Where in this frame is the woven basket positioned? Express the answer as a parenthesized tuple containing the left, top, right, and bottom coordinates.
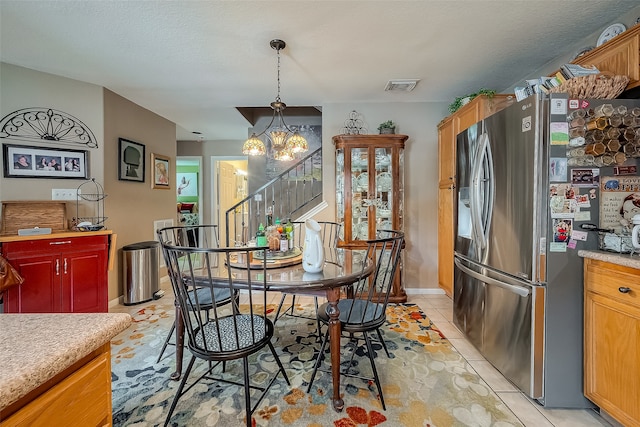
(549, 73, 629, 99)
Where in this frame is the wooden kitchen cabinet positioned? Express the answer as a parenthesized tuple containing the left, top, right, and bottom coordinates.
(0, 343, 113, 427)
(437, 94, 514, 296)
(583, 258, 640, 427)
(1, 235, 109, 313)
(572, 23, 640, 92)
(334, 134, 408, 303)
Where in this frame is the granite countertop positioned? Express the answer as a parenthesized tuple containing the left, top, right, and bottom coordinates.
(0, 312, 131, 411)
(578, 249, 640, 270)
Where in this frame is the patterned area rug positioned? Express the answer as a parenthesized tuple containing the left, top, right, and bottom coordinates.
(111, 300, 523, 426)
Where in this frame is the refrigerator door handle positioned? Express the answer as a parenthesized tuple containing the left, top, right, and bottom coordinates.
(482, 133, 495, 246)
(455, 257, 530, 297)
(470, 136, 483, 247)
(472, 132, 492, 248)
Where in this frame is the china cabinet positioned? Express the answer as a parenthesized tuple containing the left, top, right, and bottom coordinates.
(583, 258, 640, 427)
(437, 94, 515, 296)
(333, 134, 407, 303)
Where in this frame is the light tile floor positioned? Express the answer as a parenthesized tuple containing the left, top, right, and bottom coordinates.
(113, 285, 619, 427)
(408, 293, 618, 427)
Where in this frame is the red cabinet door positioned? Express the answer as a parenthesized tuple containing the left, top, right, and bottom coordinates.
(3, 253, 59, 313)
(63, 248, 107, 313)
(2, 235, 109, 313)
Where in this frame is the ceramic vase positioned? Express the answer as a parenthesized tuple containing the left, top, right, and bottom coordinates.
(302, 219, 324, 273)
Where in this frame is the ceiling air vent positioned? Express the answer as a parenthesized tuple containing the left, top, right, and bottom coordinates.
(384, 79, 420, 92)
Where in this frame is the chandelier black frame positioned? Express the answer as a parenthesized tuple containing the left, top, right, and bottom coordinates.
(242, 39, 308, 159)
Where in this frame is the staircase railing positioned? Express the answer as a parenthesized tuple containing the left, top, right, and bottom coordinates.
(225, 147, 322, 246)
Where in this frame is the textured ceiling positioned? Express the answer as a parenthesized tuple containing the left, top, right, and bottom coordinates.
(0, 1, 637, 141)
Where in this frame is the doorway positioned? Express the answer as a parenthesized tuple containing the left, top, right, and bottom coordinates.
(176, 156, 203, 228)
(211, 156, 248, 246)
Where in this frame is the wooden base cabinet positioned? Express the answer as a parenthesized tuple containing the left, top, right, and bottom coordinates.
(584, 258, 640, 427)
(437, 94, 515, 296)
(1, 235, 108, 313)
(0, 343, 113, 427)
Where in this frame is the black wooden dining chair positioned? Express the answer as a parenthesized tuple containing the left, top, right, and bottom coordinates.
(273, 220, 342, 339)
(306, 229, 404, 410)
(160, 238, 290, 427)
(156, 225, 238, 363)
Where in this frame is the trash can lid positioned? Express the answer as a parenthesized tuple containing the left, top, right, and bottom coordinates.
(123, 241, 160, 250)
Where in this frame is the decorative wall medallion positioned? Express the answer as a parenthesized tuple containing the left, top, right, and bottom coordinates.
(0, 108, 98, 148)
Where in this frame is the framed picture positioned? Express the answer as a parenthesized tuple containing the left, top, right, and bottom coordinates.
(2, 143, 89, 179)
(177, 172, 197, 196)
(118, 138, 145, 182)
(151, 153, 170, 189)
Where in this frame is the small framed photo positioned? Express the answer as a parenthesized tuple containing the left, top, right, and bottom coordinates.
(3, 143, 88, 179)
(151, 153, 170, 189)
(118, 138, 145, 182)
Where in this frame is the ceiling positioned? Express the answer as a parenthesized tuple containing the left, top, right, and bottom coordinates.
(0, 1, 637, 142)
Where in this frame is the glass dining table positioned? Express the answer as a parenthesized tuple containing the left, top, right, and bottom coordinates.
(169, 246, 374, 413)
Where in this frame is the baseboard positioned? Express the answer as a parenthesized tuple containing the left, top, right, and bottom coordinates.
(405, 288, 446, 295)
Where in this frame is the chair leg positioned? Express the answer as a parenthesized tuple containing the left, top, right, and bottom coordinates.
(363, 332, 386, 410)
(164, 355, 197, 426)
(376, 328, 390, 358)
(306, 328, 329, 393)
(313, 297, 322, 341)
(273, 293, 287, 324)
(157, 321, 176, 363)
(242, 357, 252, 427)
(268, 341, 291, 385)
(289, 295, 297, 314)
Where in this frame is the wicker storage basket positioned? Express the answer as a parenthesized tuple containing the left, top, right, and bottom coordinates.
(549, 73, 629, 99)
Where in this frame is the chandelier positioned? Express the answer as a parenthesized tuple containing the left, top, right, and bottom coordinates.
(242, 39, 309, 160)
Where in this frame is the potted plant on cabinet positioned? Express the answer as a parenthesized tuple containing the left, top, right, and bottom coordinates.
(377, 120, 396, 134)
(448, 88, 496, 114)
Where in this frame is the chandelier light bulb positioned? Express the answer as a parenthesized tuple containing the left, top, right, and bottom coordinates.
(242, 133, 266, 156)
(273, 147, 295, 162)
(286, 131, 309, 153)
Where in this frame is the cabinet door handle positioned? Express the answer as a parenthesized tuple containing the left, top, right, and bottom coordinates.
(618, 287, 631, 293)
(55, 259, 60, 276)
(64, 258, 68, 274)
(50, 240, 72, 245)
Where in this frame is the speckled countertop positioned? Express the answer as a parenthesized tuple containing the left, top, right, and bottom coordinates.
(578, 249, 640, 270)
(0, 312, 131, 411)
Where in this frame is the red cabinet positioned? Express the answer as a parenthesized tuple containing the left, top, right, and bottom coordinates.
(1, 235, 108, 313)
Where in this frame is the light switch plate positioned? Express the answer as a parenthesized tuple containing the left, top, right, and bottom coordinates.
(52, 188, 78, 200)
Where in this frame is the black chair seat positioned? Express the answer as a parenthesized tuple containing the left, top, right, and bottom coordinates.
(317, 299, 386, 331)
(195, 314, 267, 353)
(188, 285, 233, 308)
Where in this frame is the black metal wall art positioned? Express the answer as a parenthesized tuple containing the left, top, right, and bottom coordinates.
(0, 108, 98, 148)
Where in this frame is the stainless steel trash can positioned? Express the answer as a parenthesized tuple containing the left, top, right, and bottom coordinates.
(122, 241, 161, 305)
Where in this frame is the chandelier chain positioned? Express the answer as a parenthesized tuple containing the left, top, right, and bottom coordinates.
(276, 46, 282, 103)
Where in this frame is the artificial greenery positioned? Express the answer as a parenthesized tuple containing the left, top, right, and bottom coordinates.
(448, 88, 497, 114)
(377, 120, 396, 131)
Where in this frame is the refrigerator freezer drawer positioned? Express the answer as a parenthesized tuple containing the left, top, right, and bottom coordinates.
(453, 256, 545, 399)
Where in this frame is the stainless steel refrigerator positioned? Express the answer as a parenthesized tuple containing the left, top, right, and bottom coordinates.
(454, 93, 640, 408)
